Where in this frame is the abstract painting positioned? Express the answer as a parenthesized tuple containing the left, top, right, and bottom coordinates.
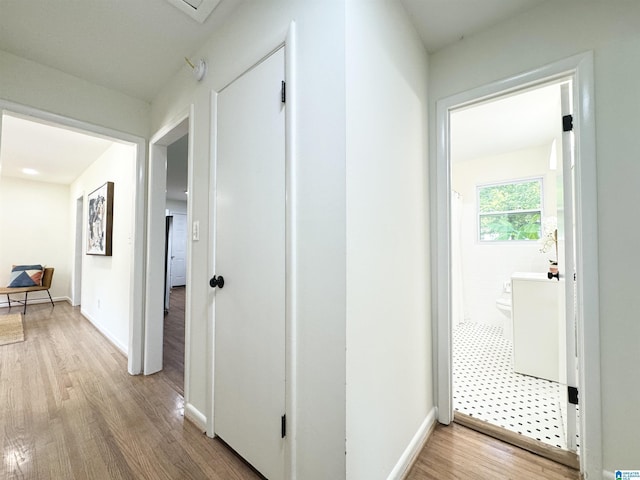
(87, 181, 114, 256)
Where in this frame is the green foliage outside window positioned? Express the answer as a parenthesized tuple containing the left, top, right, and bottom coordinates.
(478, 179, 542, 241)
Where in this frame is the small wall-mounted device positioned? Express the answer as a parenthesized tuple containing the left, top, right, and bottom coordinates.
(192, 220, 200, 241)
(185, 57, 207, 81)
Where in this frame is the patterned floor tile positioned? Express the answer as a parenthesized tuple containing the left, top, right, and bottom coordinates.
(453, 322, 580, 451)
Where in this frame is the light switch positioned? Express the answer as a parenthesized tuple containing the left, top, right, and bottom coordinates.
(192, 220, 200, 241)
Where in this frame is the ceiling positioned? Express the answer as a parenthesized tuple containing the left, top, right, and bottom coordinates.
(0, 0, 546, 104)
(0, 0, 548, 187)
(400, 0, 545, 53)
(0, 0, 242, 103)
(451, 83, 562, 163)
(0, 113, 116, 184)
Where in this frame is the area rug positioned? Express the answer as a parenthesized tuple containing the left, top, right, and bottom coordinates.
(0, 313, 25, 346)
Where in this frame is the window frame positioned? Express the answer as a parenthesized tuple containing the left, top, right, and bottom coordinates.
(476, 176, 544, 243)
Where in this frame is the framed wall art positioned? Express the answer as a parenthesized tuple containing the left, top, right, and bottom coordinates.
(86, 181, 114, 256)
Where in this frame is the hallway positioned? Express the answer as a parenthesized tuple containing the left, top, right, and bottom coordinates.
(163, 286, 185, 396)
(407, 422, 579, 479)
(0, 302, 260, 479)
(0, 302, 580, 479)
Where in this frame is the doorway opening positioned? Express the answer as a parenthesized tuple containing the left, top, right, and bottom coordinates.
(163, 134, 189, 395)
(145, 112, 192, 399)
(0, 106, 146, 375)
(434, 53, 602, 478)
(449, 81, 578, 466)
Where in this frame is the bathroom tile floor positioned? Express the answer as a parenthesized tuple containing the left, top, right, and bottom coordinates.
(453, 322, 580, 451)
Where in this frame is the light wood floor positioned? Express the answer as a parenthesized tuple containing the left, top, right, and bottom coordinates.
(0, 302, 261, 479)
(0, 302, 580, 480)
(407, 422, 580, 480)
(163, 287, 185, 396)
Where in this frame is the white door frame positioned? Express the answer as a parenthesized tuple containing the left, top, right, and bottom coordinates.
(145, 108, 193, 382)
(433, 52, 602, 477)
(165, 215, 173, 311)
(207, 21, 297, 480)
(73, 196, 84, 306)
(0, 99, 147, 375)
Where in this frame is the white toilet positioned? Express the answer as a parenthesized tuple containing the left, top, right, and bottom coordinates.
(496, 282, 513, 340)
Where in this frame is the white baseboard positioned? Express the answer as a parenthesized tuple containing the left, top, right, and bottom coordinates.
(602, 471, 614, 480)
(185, 402, 207, 431)
(80, 309, 128, 356)
(0, 295, 68, 308)
(387, 407, 437, 480)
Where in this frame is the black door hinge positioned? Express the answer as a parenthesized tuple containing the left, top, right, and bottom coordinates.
(568, 386, 579, 405)
(563, 114, 573, 132)
(281, 414, 286, 438)
(281, 81, 286, 103)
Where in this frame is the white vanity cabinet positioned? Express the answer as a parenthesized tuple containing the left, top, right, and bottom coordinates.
(511, 272, 565, 383)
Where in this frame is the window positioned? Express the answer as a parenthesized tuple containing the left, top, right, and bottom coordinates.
(477, 178, 542, 242)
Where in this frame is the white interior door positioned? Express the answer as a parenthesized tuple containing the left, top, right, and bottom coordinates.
(170, 213, 187, 287)
(213, 47, 286, 480)
(558, 81, 578, 452)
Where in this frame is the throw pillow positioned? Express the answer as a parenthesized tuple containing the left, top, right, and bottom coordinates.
(8, 264, 44, 288)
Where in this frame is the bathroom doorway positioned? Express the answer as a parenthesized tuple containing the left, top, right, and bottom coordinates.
(446, 77, 582, 467)
(435, 54, 601, 478)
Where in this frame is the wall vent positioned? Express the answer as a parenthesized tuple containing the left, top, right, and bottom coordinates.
(166, 0, 221, 23)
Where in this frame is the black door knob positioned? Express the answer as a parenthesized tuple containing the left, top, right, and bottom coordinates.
(210, 275, 224, 288)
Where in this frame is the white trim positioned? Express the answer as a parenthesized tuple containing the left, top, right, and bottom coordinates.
(571, 52, 602, 480)
(284, 21, 297, 480)
(206, 90, 218, 438)
(183, 105, 195, 408)
(0, 296, 69, 308)
(130, 140, 147, 375)
(144, 144, 167, 374)
(81, 309, 128, 356)
(184, 402, 207, 431)
(205, 22, 297, 480)
(387, 408, 436, 480)
(72, 196, 84, 306)
(434, 94, 453, 425)
(602, 471, 615, 480)
(433, 52, 601, 478)
(149, 112, 190, 145)
(0, 98, 147, 376)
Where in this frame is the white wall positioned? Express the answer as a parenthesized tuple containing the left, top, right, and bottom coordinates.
(429, 1, 640, 472)
(345, 1, 431, 479)
(70, 142, 137, 354)
(0, 176, 71, 302)
(1, 48, 148, 375)
(452, 144, 557, 327)
(151, 2, 347, 478)
(0, 49, 149, 138)
(166, 199, 187, 214)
